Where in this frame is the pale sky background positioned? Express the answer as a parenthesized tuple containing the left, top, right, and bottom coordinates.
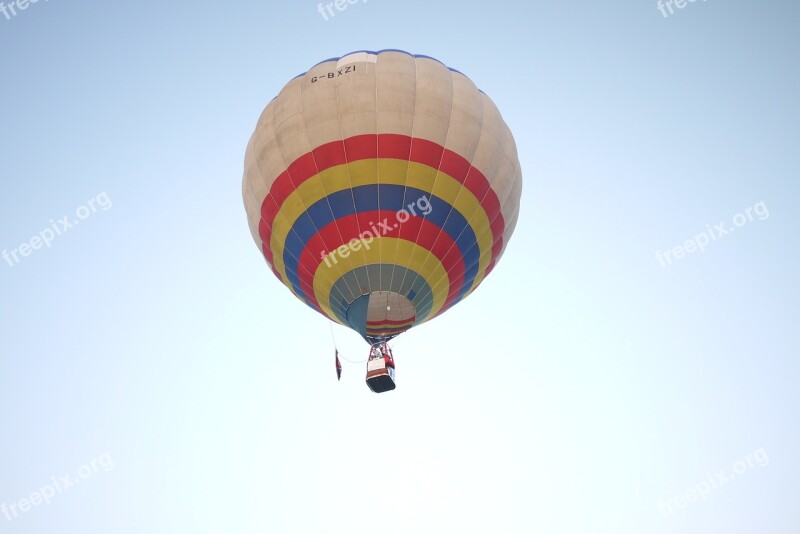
(1, 1, 798, 533)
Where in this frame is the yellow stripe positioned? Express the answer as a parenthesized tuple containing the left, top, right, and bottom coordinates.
(465, 220, 499, 290)
(268, 159, 494, 293)
(314, 238, 449, 323)
(424, 220, 498, 303)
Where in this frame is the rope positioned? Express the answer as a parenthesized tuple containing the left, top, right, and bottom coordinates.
(340, 354, 369, 364)
(329, 321, 368, 364)
(328, 320, 338, 350)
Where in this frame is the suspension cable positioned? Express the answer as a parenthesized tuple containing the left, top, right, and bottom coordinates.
(329, 321, 368, 363)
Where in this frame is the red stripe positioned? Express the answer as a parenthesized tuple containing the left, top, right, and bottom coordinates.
(294, 212, 465, 312)
(259, 194, 280, 235)
(367, 317, 417, 326)
(313, 140, 348, 171)
(439, 147, 472, 182)
(344, 134, 378, 160)
(409, 138, 444, 170)
(367, 322, 413, 329)
(378, 134, 412, 159)
(260, 134, 504, 252)
(262, 242, 324, 313)
(367, 327, 412, 336)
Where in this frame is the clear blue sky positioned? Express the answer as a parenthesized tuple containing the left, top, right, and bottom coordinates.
(1, 1, 798, 533)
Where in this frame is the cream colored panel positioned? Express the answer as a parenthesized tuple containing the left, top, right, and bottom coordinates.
(493, 122, 522, 221)
(243, 186, 264, 246)
(376, 51, 417, 135)
(410, 57, 453, 146)
(243, 155, 270, 211)
(496, 203, 521, 261)
(272, 77, 312, 169)
(249, 116, 285, 193)
(244, 94, 280, 203)
(442, 72, 484, 161)
(502, 159, 523, 224)
(301, 61, 346, 147)
(467, 94, 506, 188)
(338, 51, 377, 68)
(337, 60, 377, 138)
(489, 149, 517, 214)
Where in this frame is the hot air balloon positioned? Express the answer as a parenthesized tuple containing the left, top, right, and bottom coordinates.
(242, 50, 522, 393)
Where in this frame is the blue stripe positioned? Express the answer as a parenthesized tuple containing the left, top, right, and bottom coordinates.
(345, 294, 370, 340)
(281, 184, 480, 305)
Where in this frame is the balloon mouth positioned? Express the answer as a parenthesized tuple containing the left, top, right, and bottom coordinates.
(345, 290, 416, 344)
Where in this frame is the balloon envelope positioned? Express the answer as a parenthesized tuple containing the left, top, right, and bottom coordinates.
(243, 50, 522, 344)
